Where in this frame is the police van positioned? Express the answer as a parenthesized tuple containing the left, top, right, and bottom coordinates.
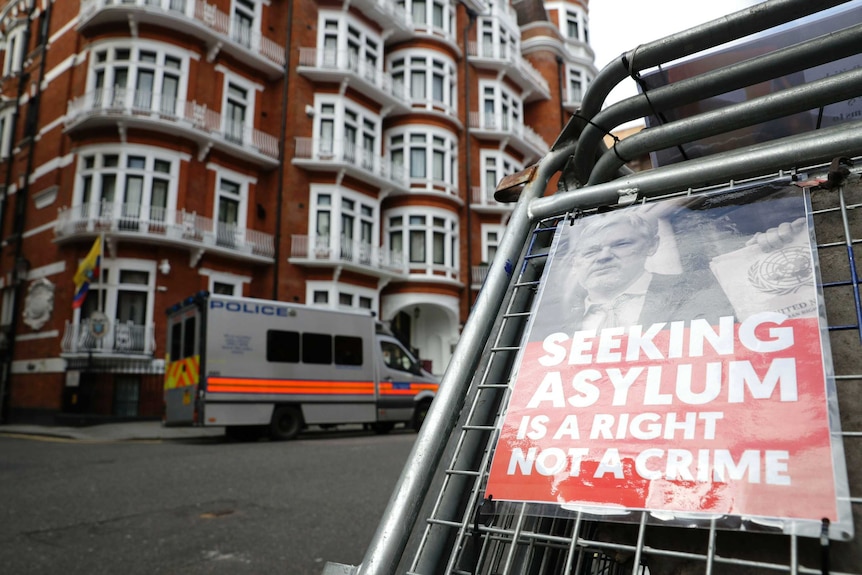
(163, 292, 439, 440)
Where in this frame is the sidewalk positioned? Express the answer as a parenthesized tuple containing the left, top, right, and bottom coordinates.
(0, 421, 225, 442)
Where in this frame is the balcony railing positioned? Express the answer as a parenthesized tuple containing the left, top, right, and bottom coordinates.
(55, 202, 275, 260)
(293, 137, 408, 189)
(471, 185, 512, 211)
(467, 41, 550, 98)
(65, 88, 279, 164)
(61, 319, 156, 356)
(468, 111, 550, 157)
(78, 0, 285, 71)
(471, 264, 490, 286)
(298, 48, 406, 104)
(290, 234, 405, 274)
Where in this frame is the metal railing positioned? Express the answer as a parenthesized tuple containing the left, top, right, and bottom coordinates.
(290, 234, 404, 273)
(297, 47, 406, 103)
(332, 1, 862, 574)
(78, 0, 285, 66)
(293, 137, 409, 188)
(468, 111, 550, 157)
(55, 202, 275, 259)
(65, 88, 279, 161)
(61, 319, 156, 356)
(467, 41, 550, 96)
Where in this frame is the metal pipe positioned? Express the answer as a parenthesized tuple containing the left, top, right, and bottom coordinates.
(588, 66, 862, 184)
(572, 0, 853, 184)
(530, 120, 862, 222)
(574, 20, 862, 184)
(355, 141, 578, 575)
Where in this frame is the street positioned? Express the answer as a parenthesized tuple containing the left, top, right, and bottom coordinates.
(0, 428, 416, 574)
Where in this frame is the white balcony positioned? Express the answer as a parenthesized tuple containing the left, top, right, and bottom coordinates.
(293, 137, 409, 192)
(78, 0, 285, 79)
(335, 0, 412, 43)
(289, 234, 406, 280)
(61, 319, 156, 357)
(467, 41, 551, 102)
(297, 48, 410, 114)
(65, 88, 279, 169)
(471, 264, 490, 290)
(55, 203, 275, 263)
(468, 111, 549, 162)
(470, 185, 512, 214)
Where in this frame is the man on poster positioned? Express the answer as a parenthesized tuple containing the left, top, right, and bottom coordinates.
(485, 186, 849, 538)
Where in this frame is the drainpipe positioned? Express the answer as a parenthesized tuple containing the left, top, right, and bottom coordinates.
(462, 5, 476, 316)
(556, 55, 565, 129)
(1, 0, 44, 423)
(272, 0, 293, 301)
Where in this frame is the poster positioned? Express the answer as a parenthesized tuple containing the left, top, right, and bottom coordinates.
(485, 184, 852, 538)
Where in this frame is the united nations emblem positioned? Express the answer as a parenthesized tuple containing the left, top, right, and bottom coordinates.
(748, 246, 812, 295)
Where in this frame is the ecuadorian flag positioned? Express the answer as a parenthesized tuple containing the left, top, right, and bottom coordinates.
(72, 237, 101, 309)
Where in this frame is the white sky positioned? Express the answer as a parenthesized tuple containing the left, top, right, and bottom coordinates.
(588, 0, 767, 110)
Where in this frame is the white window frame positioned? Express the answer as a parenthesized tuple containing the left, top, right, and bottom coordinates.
(386, 125, 458, 196)
(309, 184, 379, 264)
(0, 105, 14, 159)
(479, 81, 522, 132)
(200, 268, 250, 297)
(477, 16, 519, 60)
(74, 258, 156, 329)
(231, 0, 261, 50)
(73, 144, 182, 229)
(480, 150, 521, 200)
(217, 71, 260, 147)
(385, 207, 458, 279)
(306, 280, 378, 315)
(317, 11, 382, 80)
(209, 164, 255, 245)
(481, 224, 505, 264)
(313, 95, 381, 168)
(396, 0, 456, 39)
(388, 49, 457, 114)
(2, 23, 25, 77)
(87, 40, 190, 116)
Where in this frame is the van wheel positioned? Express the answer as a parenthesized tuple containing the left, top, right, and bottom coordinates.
(412, 401, 432, 431)
(371, 422, 394, 434)
(271, 406, 302, 440)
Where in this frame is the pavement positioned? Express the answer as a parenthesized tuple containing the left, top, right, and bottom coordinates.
(0, 421, 225, 442)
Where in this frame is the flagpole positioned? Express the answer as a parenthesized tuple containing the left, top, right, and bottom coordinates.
(98, 231, 104, 312)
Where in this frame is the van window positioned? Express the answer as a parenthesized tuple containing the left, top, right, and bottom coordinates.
(170, 321, 182, 360)
(267, 330, 300, 362)
(381, 341, 417, 373)
(334, 336, 363, 366)
(303, 332, 332, 364)
(182, 316, 196, 359)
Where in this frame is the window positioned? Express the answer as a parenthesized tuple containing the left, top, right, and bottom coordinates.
(76, 148, 178, 228)
(266, 330, 363, 366)
(212, 282, 235, 296)
(568, 68, 584, 104)
(566, 11, 579, 40)
(381, 340, 418, 373)
(480, 83, 522, 132)
(311, 187, 377, 264)
(314, 97, 380, 168)
(267, 330, 300, 362)
(216, 178, 241, 247)
(482, 151, 521, 199)
(482, 224, 504, 263)
(90, 42, 188, 115)
(307, 281, 377, 315)
(316, 12, 382, 80)
(2, 25, 25, 77)
(0, 107, 13, 159)
(77, 259, 156, 353)
(386, 209, 458, 276)
(387, 128, 457, 194)
(389, 52, 456, 113)
(232, 0, 258, 48)
(169, 317, 198, 362)
(396, 0, 455, 38)
(303, 333, 332, 364)
(225, 82, 248, 143)
(477, 18, 517, 60)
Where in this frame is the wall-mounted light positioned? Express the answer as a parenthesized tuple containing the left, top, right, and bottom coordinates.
(159, 259, 171, 275)
(414, 306, 420, 319)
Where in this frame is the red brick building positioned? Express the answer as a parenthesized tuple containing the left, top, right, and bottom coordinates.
(0, 0, 596, 422)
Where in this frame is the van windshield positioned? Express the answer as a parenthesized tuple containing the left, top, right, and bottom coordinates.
(381, 341, 420, 374)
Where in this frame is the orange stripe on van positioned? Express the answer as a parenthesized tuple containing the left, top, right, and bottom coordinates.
(207, 377, 376, 395)
(378, 382, 440, 396)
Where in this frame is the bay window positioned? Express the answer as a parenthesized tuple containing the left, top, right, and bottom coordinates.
(389, 51, 456, 113)
(386, 209, 458, 278)
(387, 127, 458, 195)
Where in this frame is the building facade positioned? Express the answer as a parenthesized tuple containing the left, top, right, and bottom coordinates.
(0, 0, 597, 423)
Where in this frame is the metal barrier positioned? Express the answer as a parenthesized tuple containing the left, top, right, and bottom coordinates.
(327, 1, 862, 573)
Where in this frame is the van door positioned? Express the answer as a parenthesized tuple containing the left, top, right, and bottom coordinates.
(376, 337, 438, 426)
(163, 306, 202, 425)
